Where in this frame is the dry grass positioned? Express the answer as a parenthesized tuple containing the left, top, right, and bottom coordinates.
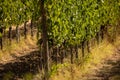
(0, 35, 38, 63)
(109, 75, 120, 80)
(49, 36, 120, 80)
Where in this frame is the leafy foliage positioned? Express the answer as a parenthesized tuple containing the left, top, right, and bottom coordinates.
(44, 0, 120, 47)
(0, 0, 36, 28)
(0, 0, 120, 46)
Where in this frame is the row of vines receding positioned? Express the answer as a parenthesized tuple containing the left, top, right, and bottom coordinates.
(0, 0, 41, 49)
(39, 0, 120, 79)
(0, 0, 120, 79)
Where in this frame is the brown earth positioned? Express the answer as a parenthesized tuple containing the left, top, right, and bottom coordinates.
(80, 47, 120, 80)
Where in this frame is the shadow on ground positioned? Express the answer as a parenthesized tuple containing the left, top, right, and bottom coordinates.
(0, 50, 43, 80)
(0, 49, 120, 80)
(95, 49, 120, 80)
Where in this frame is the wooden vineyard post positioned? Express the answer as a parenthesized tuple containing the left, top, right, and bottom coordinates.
(0, 27, 3, 49)
(75, 45, 78, 59)
(30, 19, 34, 37)
(40, 0, 49, 79)
(24, 21, 27, 39)
(87, 40, 90, 53)
(81, 41, 85, 58)
(70, 46, 73, 64)
(16, 25, 20, 43)
(8, 26, 12, 44)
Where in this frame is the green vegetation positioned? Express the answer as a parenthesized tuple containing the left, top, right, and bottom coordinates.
(49, 37, 120, 80)
(0, 0, 120, 80)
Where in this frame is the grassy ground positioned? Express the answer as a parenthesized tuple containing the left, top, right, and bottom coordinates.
(0, 35, 38, 64)
(0, 36, 119, 80)
(0, 28, 119, 80)
(49, 36, 120, 80)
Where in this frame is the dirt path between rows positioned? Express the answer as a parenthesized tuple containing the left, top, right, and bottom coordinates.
(80, 47, 120, 80)
(0, 41, 120, 80)
(0, 49, 41, 80)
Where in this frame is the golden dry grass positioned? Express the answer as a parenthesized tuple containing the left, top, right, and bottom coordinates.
(0, 35, 38, 63)
(49, 36, 120, 80)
